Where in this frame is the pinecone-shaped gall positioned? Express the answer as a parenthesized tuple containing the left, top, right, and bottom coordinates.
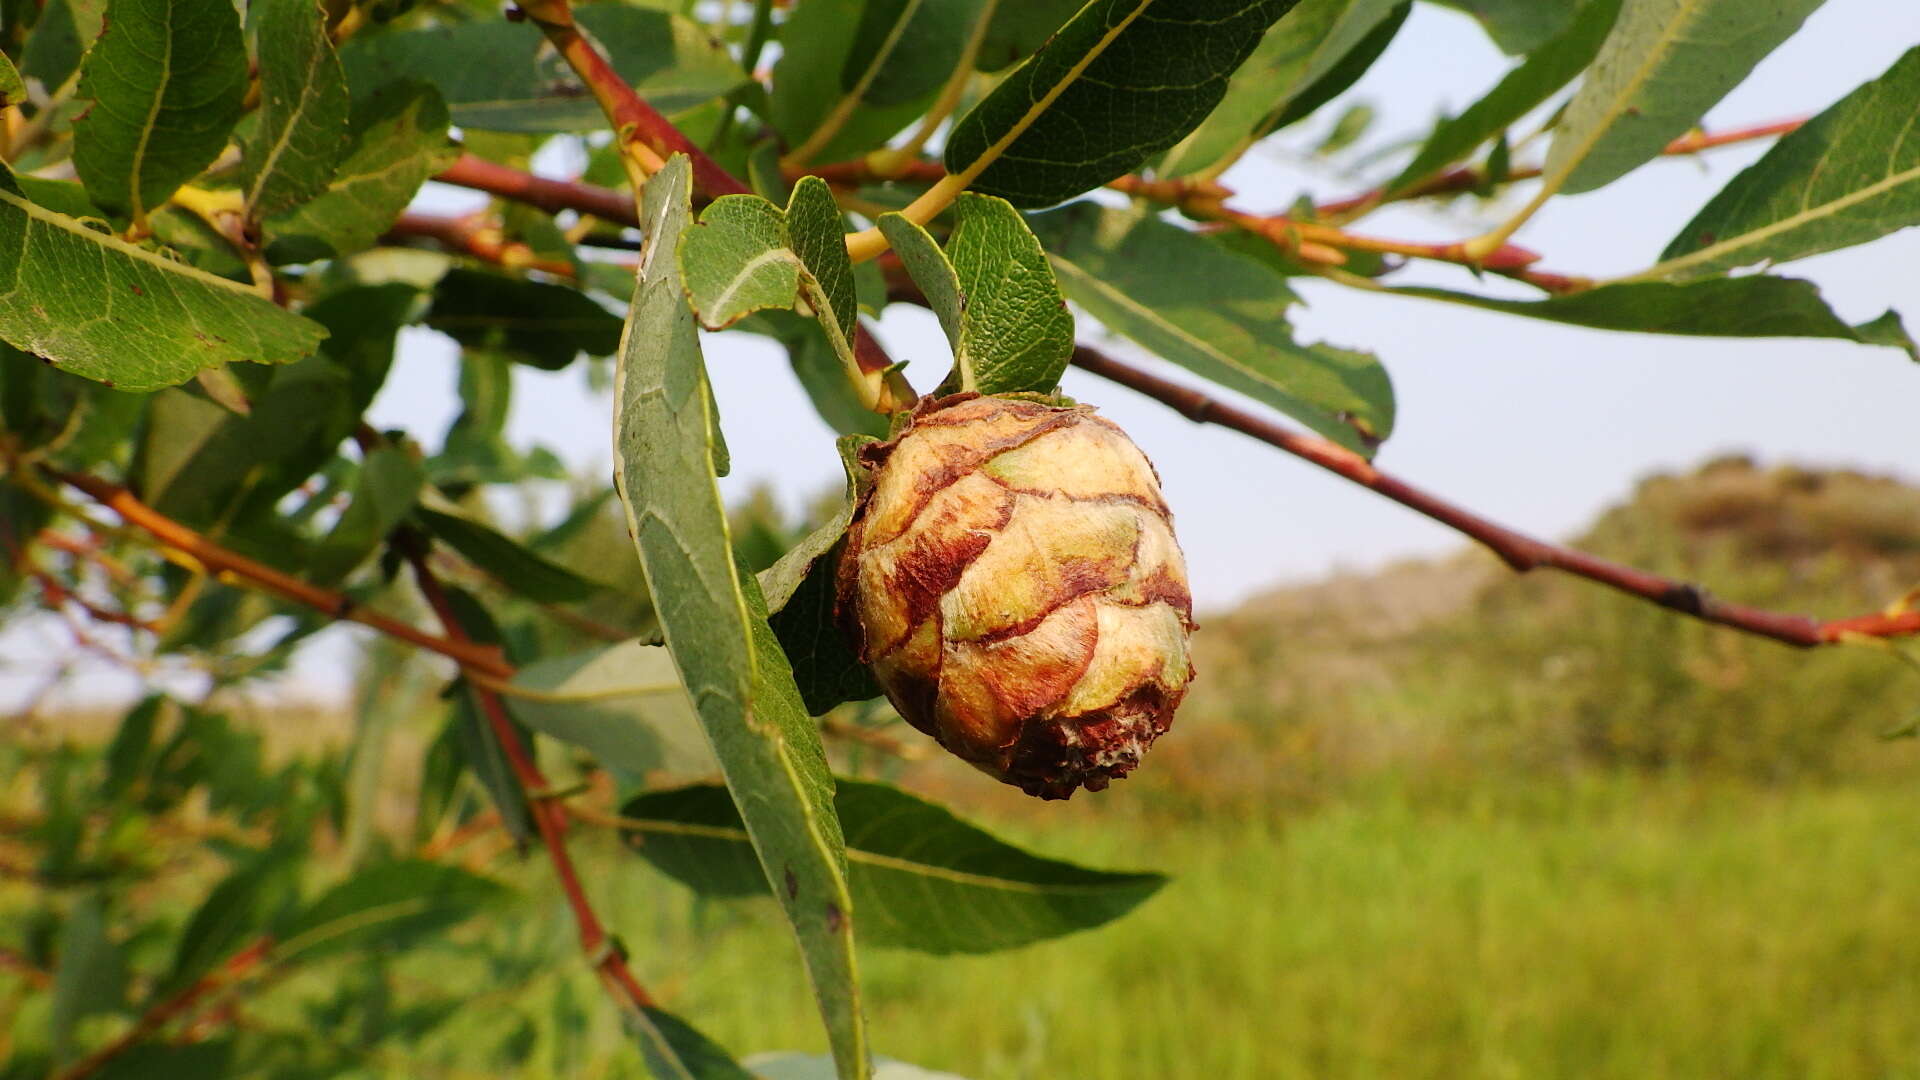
(836, 394, 1195, 799)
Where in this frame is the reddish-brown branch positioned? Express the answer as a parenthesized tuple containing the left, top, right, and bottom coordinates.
(1069, 346, 1920, 649)
(385, 211, 577, 278)
(402, 546, 656, 1013)
(1316, 117, 1809, 219)
(436, 152, 640, 225)
(515, 0, 748, 200)
(46, 470, 512, 678)
(0, 946, 53, 989)
(29, 566, 157, 632)
(53, 936, 273, 1080)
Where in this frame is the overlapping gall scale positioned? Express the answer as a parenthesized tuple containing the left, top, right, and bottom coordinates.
(837, 394, 1195, 799)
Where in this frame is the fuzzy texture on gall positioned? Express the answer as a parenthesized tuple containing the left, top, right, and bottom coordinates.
(837, 394, 1195, 799)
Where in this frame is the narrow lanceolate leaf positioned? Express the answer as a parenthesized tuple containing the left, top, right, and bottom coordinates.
(1387, 0, 1622, 194)
(1647, 47, 1920, 281)
(840, 0, 986, 107)
(977, 0, 1088, 71)
(0, 169, 328, 391)
(157, 854, 296, 998)
(613, 155, 869, 1080)
(309, 446, 422, 585)
(50, 896, 126, 1061)
(425, 269, 623, 370)
(1545, 0, 1826, 195)
(879, 195, 1073, 395)
(631, 1007, 755, 1080)
(1160, 0, 1403, 178)
(1425, 0, 1585, 55)
(621, 779, 1167, 954)
(71, 0, 247, 221)
(415, 503, 608, 603)
(339, 7, 741, 133)
(278, 860, 511, 963)
(506, 641, 710, 778)
(241, 0, 351, 223)
(771, 0, 936, 165)
(945, 0, 1301, 207)
(1391, 277, 1917, 357)
(1032, 203, 1395, 454)
(263, 81, 450, 264)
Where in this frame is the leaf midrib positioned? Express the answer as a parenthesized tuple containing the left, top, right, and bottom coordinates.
(1049, 252, 1324, 415)
(1640, 155, 1920, 280)
(622, 816, 1153, 895)
(126, 0, 178, 221)
(246, 22, 332, 215)
(950, 0, 1155, 189)
(1547, 0, 1703, 189)
(0, 184, 269, 295)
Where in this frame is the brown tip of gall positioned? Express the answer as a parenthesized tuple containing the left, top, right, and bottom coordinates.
(1000, 686, 1177, 800)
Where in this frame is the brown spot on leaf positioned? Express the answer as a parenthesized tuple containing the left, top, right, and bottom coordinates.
(784, 867, 799, 901)
(824, 902, 845, 934)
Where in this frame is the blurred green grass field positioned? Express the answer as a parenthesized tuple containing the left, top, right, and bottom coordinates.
(9, 458, 1920, 1078)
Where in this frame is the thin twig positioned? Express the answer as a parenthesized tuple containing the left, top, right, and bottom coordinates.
(514, 0, 749, 200)
(402, 543, 657, 1015)
(52, 937, 273, 1080)
(46, 469, 512, 678)
(1068, 346, 1920, 649)
(384, 211, 577, 278)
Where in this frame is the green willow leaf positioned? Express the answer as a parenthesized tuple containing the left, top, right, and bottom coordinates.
(279, 860, 511, 963)
(613, 155, 869, 1080)
(1425, 0, 1585, 54)
(264, 80, 450, 264)
(1647, 47, 1920, 281)
(1032, 202, 1395, 454)
(1391, 277, 1916, 357)
(70, 0, 247, 221)
(339, 7, 740, 133)
(156, 853, 296, 999)
(241, 0, 351, 223)
(50, 896, 126, 1061)
(309, 446, 422, 585)
(945, 0, 1301, 207)
(0, 169, 327, 391)
(632, 1007, 755, 1080)
(841, 0, 985, 107)
(1160, 0, 1403, 178)
(620, 779, 1167, 954)
(1387, 0, 1622, 194)
(505, 641, 710, 778)
(879, 195, 1073, 395)
(1545, 0, 1826, 195)
(18, 0, 105, 93)
(771, 0, 934, 164)
(976, 0, 1085, 71)
(425, 269, 622, 370)
(1266, 2, 1408, 134)
(416, 503, 608, 604)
